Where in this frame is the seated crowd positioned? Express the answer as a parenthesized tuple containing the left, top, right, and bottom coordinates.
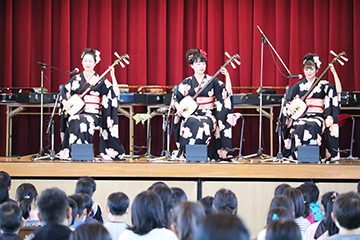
(0, 170, 360, 240)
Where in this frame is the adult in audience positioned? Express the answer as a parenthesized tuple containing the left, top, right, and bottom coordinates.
(69, 223, 112, 240)
(304, 191, 339, 240)
(213, 188, 237, 215)
(118, 190, 178, 240)
(25, 188, 71, 240)
(326, 192, 360, 239)
(194, 213, 249, 240)
(170, 201, 205, 240)
(104, 192, 129, 240)
(0, 202, 22, 240)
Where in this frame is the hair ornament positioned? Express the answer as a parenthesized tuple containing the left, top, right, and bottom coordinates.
(188, 54, 194, 62)
(199, 48, 207, 59)
(331, 192, 337, 202)
(313, 56, 321, 69)
(272, 213, 279, 221)
(24, 195, 31, 199)
(94, 50, 101, 64)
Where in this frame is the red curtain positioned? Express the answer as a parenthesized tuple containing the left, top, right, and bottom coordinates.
(0, 0, 359, 156)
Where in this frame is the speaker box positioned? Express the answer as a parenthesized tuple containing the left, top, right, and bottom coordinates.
(71, 144, 94, 161)
(297, 145, 319, 163)
(186, 144, 208, 162)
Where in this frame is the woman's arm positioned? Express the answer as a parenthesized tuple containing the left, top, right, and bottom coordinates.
(110, 66, 120, 96)
(330, 63, 342, 93)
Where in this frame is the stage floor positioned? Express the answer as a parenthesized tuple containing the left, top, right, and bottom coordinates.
(1, 155, 360, 180)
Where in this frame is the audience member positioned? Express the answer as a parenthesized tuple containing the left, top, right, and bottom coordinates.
(327, 192, 360, 239)
(194, 213, 249, 240)
(104, 192, 129, 240)
(0, 183, 10, 205)
(69, 193, 96, 229)
(265, 219, 302, 240)
(199, 196, 215, 215)
(25, 188, 71, 240)
(0, 202, 22, 240)
(69, 223, 112, 240)
(171, 187, 188, 205)
(283, 187, 311, 236)
(298, 182, 323, 222)
(213, 188, 237, 215)
(149, 183, 174, 227)
(16, 183, 41, 226)
(274, 183, 290, 196)
(268, 195, 295, 215)
(0, 172, 12, 191)
(297, 185, 314, 223)
(75, 177, 103, 223)
(304, 191, 339, 240)
(257, 207, 294, 240)
(118, 190, 178, 240)
(67, 197, 78, 226)
(170, 201, 205, 240)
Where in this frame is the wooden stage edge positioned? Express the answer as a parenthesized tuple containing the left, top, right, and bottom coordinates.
(1, 156, 360, 180)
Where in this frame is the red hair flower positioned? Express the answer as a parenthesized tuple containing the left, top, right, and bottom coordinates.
(199, 48, 207, 59)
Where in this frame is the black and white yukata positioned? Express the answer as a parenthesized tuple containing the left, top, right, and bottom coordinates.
(174, 75, 238, 160)
(282, 78, 340, 160)
(58, 73, 125, 160)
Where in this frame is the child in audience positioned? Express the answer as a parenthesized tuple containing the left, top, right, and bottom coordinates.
(69, 193, 96, 229)
(268, 195, 294, 214)
(25, 188, 72, 240)
(0, 171, 15, 205)
(15, 183, 41, 226)
(296, 185, 314, 223)
(213, 188, 237, 215)
(283, 187, 311, 237)
(0, 202, 22, 240)
(69, 223, 112, 240)
(170, 201, 205, 240)
(274, 183, 290, 196)
(199, 196, 215, 215)
(118, 190, 178, 240)
(75, 177, 103, 223)
(149, 183, 174, 228)
(104, 192, 129, 240)
(327, 192, 360, 239)
(194, 213, 249, 240)
(304, 191, 339, 240)
(67, 197, 78, 226)
(171, 187, 188, 205)
(265, 219, 302, 240)
(257, 207, 294, 240)
(298, 182, 323, 222)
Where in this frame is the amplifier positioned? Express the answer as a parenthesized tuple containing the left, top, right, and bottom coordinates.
(16, 93, 57, 103)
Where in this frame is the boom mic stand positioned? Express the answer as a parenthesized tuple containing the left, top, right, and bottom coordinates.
(32, 62, 47, 160)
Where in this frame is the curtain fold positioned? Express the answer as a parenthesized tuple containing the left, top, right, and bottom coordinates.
(0, 0, 359, 156)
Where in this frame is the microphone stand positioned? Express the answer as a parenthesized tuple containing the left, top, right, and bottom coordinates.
(32, 62, 47, 160)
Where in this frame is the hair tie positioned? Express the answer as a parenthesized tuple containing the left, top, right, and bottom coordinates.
(24, 195, 31, 200)
(331, 192, 337, 202)
(272, 213, 279, 221)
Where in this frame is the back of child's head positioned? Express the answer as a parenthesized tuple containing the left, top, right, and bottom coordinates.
(213, 188, 238, 215)
(69, 223, 112, 240)
(199, 196, 215, 215)
(298, 182, 319, 203)
(0, 171, 11, 189)
(266, 207, 293, 225)
(283, 187, 305, 218)
(269, 195, 294, 213)
(38, 187, 69, 225)
(149, 184, 174, 227)
(314, 191, 339, 238)
(0, 202, 22, 233)
(68, 197, 78, 225)
(75, 178, 95, 197)
(171, 201, 205, 240)
(69, 193, 93, 218)
(296, 186, 311, 217)
(265, 219, 302, 240)
(0, 182, 9, 204)
(171, 187, 188, 205)
(274, 183, 290, 196)
(194, 213, 249, 240)
(148, 181, 168, 191)
(357, 181, 360, 193)
(107, 192, 129, 216)
(332, 191, 360, 230)
(16, 183, 38, 219)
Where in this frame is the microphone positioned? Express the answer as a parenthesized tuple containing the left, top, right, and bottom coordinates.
(287, 74, 303, 79)
(157, 107, 169, 113)
(68, 68, 79, 74)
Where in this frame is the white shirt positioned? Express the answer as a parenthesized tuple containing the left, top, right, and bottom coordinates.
(104, 221, 127, 240)
(118, 228, 178, 240)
